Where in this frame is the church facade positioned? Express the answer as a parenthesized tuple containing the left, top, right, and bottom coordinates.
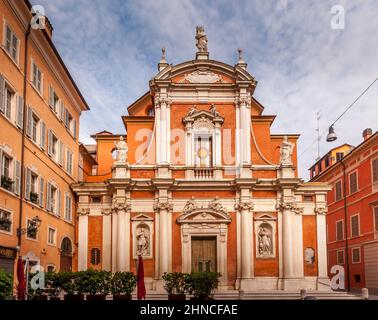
(72, 27, 331, 292)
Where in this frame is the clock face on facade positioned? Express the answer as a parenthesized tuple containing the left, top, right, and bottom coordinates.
(197, 147, 209, 159)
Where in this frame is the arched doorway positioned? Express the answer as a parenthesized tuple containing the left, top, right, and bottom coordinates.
(60, 237, 73, 272)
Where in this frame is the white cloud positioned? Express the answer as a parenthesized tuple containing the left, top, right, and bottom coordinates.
(33, 0, 378, 179)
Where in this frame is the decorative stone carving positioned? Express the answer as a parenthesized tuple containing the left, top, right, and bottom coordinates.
(153, 201, 173, 212)
(254, 214, 277, 259)
(112, 199, 131, 213)
(314, 207, 328, 215)
(280, 136, 294, 166)
(234, 200, 254, 211)
(258, 225, 273, 257)
(154, 96, 172, 106)
(136, 226, 150, 256)
(209, 104, 220, 117)
(181, 70, 223, 84)
(193, 117, 214, 130)
(276, 201, 303, 214)
(305, 247, 315, 264)
(101, 208, 112, 216)
(195, 25, 208, 52)
(208, 197, 228, 215)
(183, 196, 197, 214)
(78, 207, 90, 216)
(234, 96, 251, 106)
(131, 214, 154, 259)
(114, 136, 128, 163)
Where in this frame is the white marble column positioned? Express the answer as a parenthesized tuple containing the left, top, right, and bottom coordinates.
(102, 212, 112, 271)
(111, 212, 118, 273)
(116, 208, 131, 271)
(282, 207, 295, 279)
(235, 199, 254, 290)
(77, 210, 89, 271)
(315, 207, 331, 290)
(155, 94, 171, 165)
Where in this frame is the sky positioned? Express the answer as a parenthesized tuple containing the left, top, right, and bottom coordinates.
(31, 0, 378, 179)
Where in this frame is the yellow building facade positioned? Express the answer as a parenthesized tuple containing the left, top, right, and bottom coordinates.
(0, 0, 89, 277)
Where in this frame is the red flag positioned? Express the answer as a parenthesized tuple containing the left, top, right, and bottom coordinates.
(16, 256, 26, 300)
(137, 255, 146, 300)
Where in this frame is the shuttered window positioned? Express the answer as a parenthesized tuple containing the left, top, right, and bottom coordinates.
(31, 61, 42, 93)
(351, 215, 359, 237)
(4, 25, 19, 62)
(66, 148, 73, 175)
(336, 220, 344, 241)
(65, 194, 72, 222)
(349, 171, 358, 194)
(39, 177, 44, 207)
(373, 158, 378, 183)
(0, 75, 5, 114)
(13, 160, 21, 195)
(335, 180, 343, 201)
(352, 248, 361, 263)
(374, 207, 378, 232)
(337, 250, 345, 264)
(16, 95, 24, 128)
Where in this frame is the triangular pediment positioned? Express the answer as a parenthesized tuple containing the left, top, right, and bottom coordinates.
(177, 208, 231, 224)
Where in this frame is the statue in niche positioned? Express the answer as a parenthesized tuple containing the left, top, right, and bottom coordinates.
(195, 26, 208, 52)
(183, 196, 197, 214)
(136, 226, 150, 256)
(114, 136, 128, 163)
(305, 247, 315, 264)
(258, 226, 272, 256)
(280, 135, 294, 165)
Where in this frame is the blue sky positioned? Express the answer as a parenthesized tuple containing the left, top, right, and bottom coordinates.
(32, 0, 378, 179)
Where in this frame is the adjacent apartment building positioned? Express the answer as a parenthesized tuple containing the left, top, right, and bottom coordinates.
(311, 128, 378, 291)
(0, 0, 89, 277)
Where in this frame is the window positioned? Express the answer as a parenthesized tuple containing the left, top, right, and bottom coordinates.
(336, 220, 344, 241)
(0, 149, 20, 195)
(373, 158, 378, 183)
(91, 196, 101, 203)
(335, 180, 343, 201)
(65, 194, 72, 222)
(351, 215, 359, 238)
(336, 152, 344, 162)
(31, 61, 42, 93)
(4, 86, 13, 119)
(303, 195, 313, 202)
(48, 130, 63, 164)
(47, 183, 61, 216)
(325, 156, 330, 168)
(4, 24, 19, 62)
(317, 162, 322, 174)
(354, 274, 361, 283)
(47, 265, 55, 273)
(26, 107, 45, 149)
(0, 209, 12, 233)
(47, 227, 56, 245)
(352, 247, 361, 263)
(195, 134, 213, 167)
(26, 219, 37, 240)
(65, 148, 73, 175)
(25, 168, 42, 204)
(337, 250, 345, 264)
(147, 108, 155, 116)
(349, 171, 358, 194)
(374, 207, 378, 232)
(2, 154, 11, 179)
(90, 248, 101, 265)
(48, 85, 59, 113)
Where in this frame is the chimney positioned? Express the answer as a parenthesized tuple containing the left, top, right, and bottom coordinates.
(362, 128, 372, 141)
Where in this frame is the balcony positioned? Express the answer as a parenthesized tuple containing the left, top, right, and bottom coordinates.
(185, 167, 222, 180)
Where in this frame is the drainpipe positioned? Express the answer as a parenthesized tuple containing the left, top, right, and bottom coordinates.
(341, 160, 350, 292)
(17, 24, 31, 248)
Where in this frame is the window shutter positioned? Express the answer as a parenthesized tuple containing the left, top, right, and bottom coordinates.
(14, 160, 21, 195)
(25, 168, 31, 200)
(58, 141, 64, 165)
(26, 106, 32, 137)
(47, 129, 52, 156)
(373, 158, 378, 183)
(59, 101, 64, 121)
(73, 119, 77, 140)
(57, 189, 61, 216)
(0, 149, 3, 177)
(0, 75, 5, 113)
(40, 121, 46, 150)
(48, 85, 54, 108)
(46, 183, 51, 211)
(16, 95, 24, 128)
(39, 177, 44, 207)
(65, 108, 69, 128)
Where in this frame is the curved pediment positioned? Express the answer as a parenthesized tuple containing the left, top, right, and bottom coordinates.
(177, 208, 231, 224)
(152, 59, 257, 85)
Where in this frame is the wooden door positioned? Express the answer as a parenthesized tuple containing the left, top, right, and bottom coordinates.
(191, 236, 217, 272)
